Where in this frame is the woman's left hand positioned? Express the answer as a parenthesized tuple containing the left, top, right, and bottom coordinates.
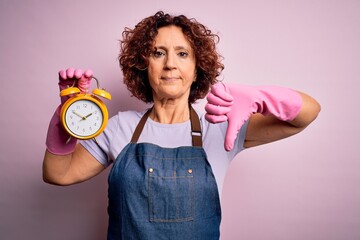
(205, 83, 233, 123)
(205, 82, 305, 151)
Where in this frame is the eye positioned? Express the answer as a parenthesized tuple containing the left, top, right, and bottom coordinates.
(178, 51, 189, 58)
(153, 50, 165, 58)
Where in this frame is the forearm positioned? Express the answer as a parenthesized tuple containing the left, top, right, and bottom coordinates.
(42, 143, 106, 186)
(244, 91, 321, 148)
(287, 91, 321, 129)
(42, 150, 73, 186)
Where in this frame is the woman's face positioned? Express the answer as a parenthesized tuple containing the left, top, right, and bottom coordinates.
(147, 25, 196, 103)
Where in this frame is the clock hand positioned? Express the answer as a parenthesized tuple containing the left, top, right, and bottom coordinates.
(84, 112, 93, 119)
(79, 111, 95, 121)
(72, 110, 86, 120)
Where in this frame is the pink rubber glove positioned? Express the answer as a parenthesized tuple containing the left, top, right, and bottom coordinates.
(46, 68, 93, 155)
(205, 83, 303, 151)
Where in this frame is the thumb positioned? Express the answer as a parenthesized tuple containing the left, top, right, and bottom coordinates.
(78, 70, 93, 93)
(224, 117, 242, 151)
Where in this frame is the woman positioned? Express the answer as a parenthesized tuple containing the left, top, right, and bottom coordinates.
(43, 11, 320, 239)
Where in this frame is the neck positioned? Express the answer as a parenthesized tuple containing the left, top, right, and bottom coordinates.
(150, 99, 190, 124)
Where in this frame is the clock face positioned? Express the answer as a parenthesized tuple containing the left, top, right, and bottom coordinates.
(64, 99, 104, 138)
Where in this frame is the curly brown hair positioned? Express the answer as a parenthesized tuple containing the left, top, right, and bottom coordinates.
(119, 11, 224, 103)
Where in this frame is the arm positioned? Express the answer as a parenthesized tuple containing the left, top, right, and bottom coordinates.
(244, 91, 321, 148)
(205, 83, 321, 150)
(43, 68, 106, 186)
(43, 144, 105, 186)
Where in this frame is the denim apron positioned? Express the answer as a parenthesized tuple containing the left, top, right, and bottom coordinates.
(107, 106, 221, 239)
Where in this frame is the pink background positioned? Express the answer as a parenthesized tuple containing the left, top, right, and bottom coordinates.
(1, 1, 359, 239)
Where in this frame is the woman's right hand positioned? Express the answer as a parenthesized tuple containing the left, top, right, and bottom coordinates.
(58, 68, 93, 104)
(46, 68, 93, 155)
(44, 67, 105, 185)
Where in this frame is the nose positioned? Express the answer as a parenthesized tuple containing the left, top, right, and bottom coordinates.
(164, 52, 176, 70)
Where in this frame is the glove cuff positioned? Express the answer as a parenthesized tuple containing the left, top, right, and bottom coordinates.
(45, 105, 77, 155)
(256, 86, 303, 121)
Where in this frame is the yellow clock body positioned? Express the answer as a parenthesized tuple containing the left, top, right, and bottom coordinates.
(60, 94, 109, 140)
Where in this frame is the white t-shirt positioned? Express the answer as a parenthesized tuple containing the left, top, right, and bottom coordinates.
(81, 108, 248, 196)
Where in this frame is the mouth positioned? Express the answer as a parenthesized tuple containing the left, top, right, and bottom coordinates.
(161, 76, 180, 81)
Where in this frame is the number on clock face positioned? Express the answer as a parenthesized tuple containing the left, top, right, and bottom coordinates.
(64, 99, 104, 137)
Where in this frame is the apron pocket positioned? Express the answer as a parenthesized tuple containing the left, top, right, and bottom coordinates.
(148, 170, 194, 222)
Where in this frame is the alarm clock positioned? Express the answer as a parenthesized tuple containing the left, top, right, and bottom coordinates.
(59, 76, 111, 140)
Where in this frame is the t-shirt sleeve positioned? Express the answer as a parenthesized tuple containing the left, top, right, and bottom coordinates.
(80, 114, 119, 168)
(80, 110, 145, 167)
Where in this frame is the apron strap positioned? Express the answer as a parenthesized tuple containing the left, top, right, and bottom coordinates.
(190, 106, 202, 147)
(130, 108, 152, 143)
(130, 105, 203, 147)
